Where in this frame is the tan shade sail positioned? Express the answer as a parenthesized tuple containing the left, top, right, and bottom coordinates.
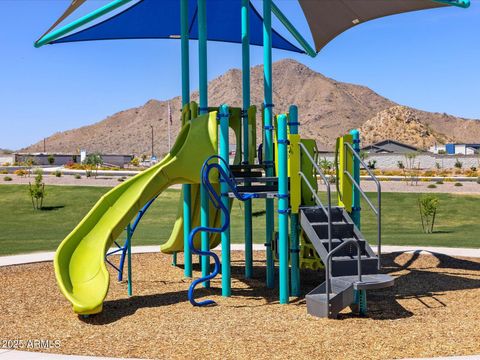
(37, 0, 87, 41)
(298, 0, 450, 52)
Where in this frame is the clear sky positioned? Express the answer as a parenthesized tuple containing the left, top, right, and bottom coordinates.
(0, 0, 479, 150)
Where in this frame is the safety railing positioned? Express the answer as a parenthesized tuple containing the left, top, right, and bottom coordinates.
(299, 142, 332, 252)
(343, 142, 382, 269)
(325, 239, 362, 317)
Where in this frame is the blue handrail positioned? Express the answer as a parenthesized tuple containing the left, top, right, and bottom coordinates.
(188, 155, 258, 306)
(105, 196, 157, 281)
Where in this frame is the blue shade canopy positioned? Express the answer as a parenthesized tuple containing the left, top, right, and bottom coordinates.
(51, 0, 303, 53)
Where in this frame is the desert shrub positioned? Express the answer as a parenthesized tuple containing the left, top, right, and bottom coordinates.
(454, 158, 463, 169)
(117, 176, 127, 182)
(423, 170, 436, 177)
(54, 170, 62, 177)
(454, 182, 463, 187)
(470, 166, 477, 172)
(427, 184, 437, 189)
(367, 160, 377, 170)
(397, 161, 405, 170)
(47, 155, 55, 165)
(3, 176, 12, 181)
(435, 162, 441, 170)
(85, 170, 92, 178)
(0, 169, 8, 174)
(29, 169, 45, 210)
(465, 169, 477, 177)
(84, 153, 103, 178)
(130, 157, 140, 167)
(74, 174, 81, 179)
(438, 150, 446, 155)
(14, 169, 28, 177)
(418, 195, 439, 234)
(436, 180, 444, 185)
(2, 162, 10, 166)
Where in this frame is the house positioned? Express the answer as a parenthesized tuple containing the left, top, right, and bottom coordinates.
(430, 143, 480, 155)
(362, 140, 418, 154)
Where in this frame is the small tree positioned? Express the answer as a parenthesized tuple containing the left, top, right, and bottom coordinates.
(397, 161, 405, 170)
(404, 152, 419, 186)
(454, 158, 463, 169)
(84, 153, 103, 178)
(47, 154, 55, 165)
(418, 195, 439, 234)
(29, 169, 45, 210)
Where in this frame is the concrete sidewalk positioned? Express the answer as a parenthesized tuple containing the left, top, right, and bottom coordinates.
(1, 244, 480, 267)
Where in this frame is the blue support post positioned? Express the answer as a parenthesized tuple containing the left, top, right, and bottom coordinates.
(219, 104, 231, 296)
(263, 0, 275, 289)
(181, 0, 192, 278)
(289, 105, 300, 297)
(350, 129, 361, 229)
(241, 0, 253, 279)
(127, 224, 133, 297)
(198, 0, 210, 288)
(277, 114, 289, 304)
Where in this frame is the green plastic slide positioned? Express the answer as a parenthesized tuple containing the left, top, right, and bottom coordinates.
(54, 112, 218, 315)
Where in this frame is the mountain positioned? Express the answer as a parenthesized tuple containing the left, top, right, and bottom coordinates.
(22, 59, 480, 155)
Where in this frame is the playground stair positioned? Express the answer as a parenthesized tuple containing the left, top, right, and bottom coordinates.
(300, 206, 394, 318)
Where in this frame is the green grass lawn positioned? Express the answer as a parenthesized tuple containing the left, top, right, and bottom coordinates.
(0, 185, 478, 255)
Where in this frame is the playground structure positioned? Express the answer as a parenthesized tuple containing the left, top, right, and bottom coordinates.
(35, 0, 470, 319)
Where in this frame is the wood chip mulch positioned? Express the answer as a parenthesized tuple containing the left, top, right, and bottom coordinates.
(1, 251, 479, 359)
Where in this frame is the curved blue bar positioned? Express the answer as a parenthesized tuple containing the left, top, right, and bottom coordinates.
(188, 155, 256, 306)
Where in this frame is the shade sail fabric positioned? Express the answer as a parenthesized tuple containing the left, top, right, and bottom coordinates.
(298, 0, 467, 52)
(50, 0, 303, 53)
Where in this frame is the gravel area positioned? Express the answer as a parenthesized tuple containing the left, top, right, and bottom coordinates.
(1, 251, 479, 359)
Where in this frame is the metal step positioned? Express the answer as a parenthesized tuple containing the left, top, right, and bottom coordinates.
(306, 274, 395, 318)
(231, 170, 263, 178)
(230, 164, 265, 171)
(313, 222, 354, 239)
(301, 206, 344, 223)
(306, 278, 354, 318)
(234, 176, 278, 183)
(236, 184, 278, 193)
(331, 256, 379, 277)
(319, 238, 367, 257)
(227, 191, 277, 199)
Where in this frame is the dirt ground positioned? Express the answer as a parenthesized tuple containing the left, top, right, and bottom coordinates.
(1, 251, 479, 359)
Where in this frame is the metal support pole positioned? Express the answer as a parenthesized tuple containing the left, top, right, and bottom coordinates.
(350, 129, 361, 229)
(219, 104, 231, 296)
(289, 105, 300, 297)
(241, 0, 253, 279)
(198, 0, 210, 289)
(172, 252, 177, 266)
(181, 0, 192, 278)
(127, 224, 132, 297)
(263, 0, 275, 289)
(277, 114, 289, 304)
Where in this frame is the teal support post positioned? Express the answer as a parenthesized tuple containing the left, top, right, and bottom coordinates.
(198, 0, 208, 114)
(200, 185, 210, 288)
(198, 0, 210, 288)
(241, 0, 253, 279)
(219, 104, 231, 296)
(127, 224, 133, 297)
(270, 1, 316, 58)
(289, 105, 300, 297)
(263, 0, 275, 289)
(350, 129, 361, 229)
(181, 0, 192, 278)
(277, 114, 289, 304)
(172, 252, 177, 266)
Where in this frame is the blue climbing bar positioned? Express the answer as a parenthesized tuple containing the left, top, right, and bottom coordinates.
(350, 129, 361, 229)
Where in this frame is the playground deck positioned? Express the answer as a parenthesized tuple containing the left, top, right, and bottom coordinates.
(1, 251, 479, 359)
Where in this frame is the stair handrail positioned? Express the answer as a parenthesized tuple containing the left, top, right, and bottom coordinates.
(299, 142, 332, 252)
(343, 142, 382, 269)
(325, 239, 362, 317)
(188, 155, 258, 306)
